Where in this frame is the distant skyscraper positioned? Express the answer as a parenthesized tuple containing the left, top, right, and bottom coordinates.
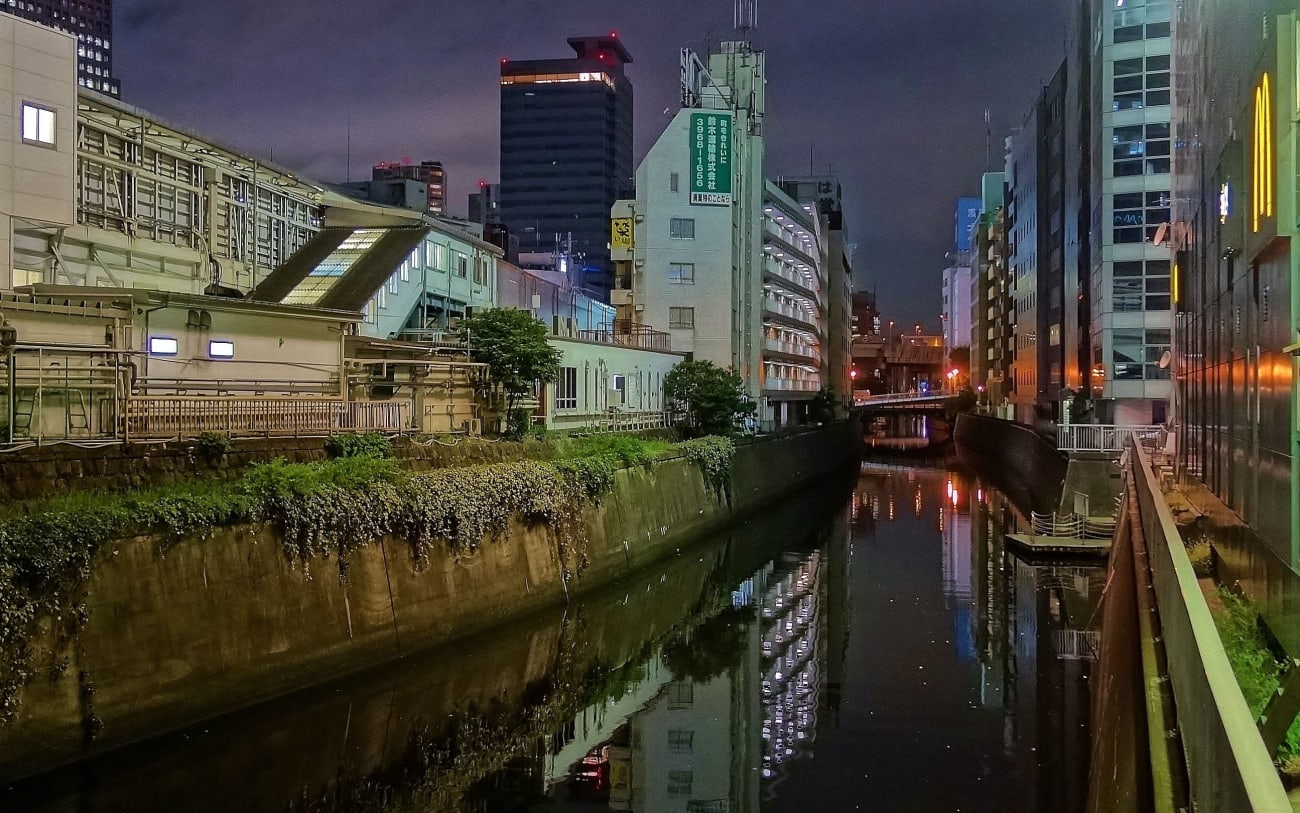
(372, 160, 447, 215)
(7, 0, 118, 96)
(500, 33, 634, 299)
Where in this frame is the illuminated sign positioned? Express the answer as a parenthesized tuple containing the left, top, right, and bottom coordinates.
(689, 112, 733, 206)
(1253, 73, 1274, 233)
(955, 198, 981, 251)
(611, 217, 633, 249)
(1219, 181, 1233, 223)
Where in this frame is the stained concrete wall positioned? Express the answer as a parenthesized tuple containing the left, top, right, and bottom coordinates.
(954, 413, 1068, 515)
(0, 422, 860, 782)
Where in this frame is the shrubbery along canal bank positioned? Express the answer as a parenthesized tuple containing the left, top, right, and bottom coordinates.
(0, 422, 860, 782)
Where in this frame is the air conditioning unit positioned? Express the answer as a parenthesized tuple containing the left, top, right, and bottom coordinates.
(634, 214, 645, 222)
(463, 418, 482, 436)
(634, 259, 645, 268)
(634, 304, 645, 312)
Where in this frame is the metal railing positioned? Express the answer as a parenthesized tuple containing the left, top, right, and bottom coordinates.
(576, 320, 672, 352)
(123, 397, 411, 440)
(564, 410, 677, 434)
(1028, 511, 1116, 540)
(1128, 441, 1290, 811)
(1057, 423, 1162, 453)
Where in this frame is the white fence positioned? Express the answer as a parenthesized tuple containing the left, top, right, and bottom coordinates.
(123, 397, 411, 440)
(1029, 511, 1117, 540)
(1057, 423, 1162, 453)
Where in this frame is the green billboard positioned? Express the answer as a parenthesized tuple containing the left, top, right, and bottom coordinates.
(689, 111, 733, 206)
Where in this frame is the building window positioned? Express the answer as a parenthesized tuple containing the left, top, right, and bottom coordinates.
(1112, 328, 1171, 380)
(1113, 260, 1171, 312)
(667, 770, 693, 796)
(670, 172, 679, 193)
(431, 244, 444, 271)
(668, 262, 696, 284)
(669, 307, 695, 329)
(455, 252, 468, 278)
(668, 729, 694, 753)
(667, 681, 694, 708)
(669, 218, 696, 239)
(1112, 123, 1170, 177)
(555, 366, 578, 410)
(1112, 191, 1170, 244)
(399, 260, 409, 283)
(21, 102, 56, 147)
(148, 336, 178, 356)
(207, 340, 235, 359)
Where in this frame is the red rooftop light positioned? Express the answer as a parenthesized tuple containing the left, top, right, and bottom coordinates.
(500, 57, 509, 64)
(610, 30, 618, 38)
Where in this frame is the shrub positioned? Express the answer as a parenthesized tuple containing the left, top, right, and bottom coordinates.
(324, 432, 392, 460)
(568, 435, 670, 468)
(194, 432, 232, 459)
(678, 436, 736, 499)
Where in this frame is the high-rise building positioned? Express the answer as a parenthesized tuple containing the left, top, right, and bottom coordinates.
(7, 0, 117, 96)
(940, 266, 971, 356)
(1081, 0, 1174, 426)
(372, 161, 447, 215)
(500, 34, 634, 300)
(467, 181, 501, 225)
(1005, 60, 1068, 425)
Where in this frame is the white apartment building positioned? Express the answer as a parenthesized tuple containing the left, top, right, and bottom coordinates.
(613, 43, 833, 429)
(1007, 116, 1039, 425)
(1089, 0, 1174, 425)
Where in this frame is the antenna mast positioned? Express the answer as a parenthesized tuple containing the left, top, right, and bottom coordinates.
(734, 0, 758, 36)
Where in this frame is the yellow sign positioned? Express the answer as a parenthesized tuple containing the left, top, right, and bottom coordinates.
(1253, 72, 1274, 233)
(611, 217, 634, 249)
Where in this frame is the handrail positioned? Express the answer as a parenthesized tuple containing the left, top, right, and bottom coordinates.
(1058, 423, 1162, 453)
(1129, 441, 1290, 810)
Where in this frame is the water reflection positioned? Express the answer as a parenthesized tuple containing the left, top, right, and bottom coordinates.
(4, 464, 1105, 812)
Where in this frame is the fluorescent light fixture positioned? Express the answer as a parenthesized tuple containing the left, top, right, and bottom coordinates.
(148, 336, 178, 356)
(208, 340, 235, 359)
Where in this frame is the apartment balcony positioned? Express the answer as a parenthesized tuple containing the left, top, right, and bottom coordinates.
(763, 223, 820, 268)
(764, 257, 821, 301)
(765, 377, 821, 394)
(764, 337, 821, 363)
(764, 295, 819, 330)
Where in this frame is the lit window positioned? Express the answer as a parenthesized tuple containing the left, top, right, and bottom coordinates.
(148, 336, 179, 356)
(21, 102, 56, 146)
(208, 340, 235, 359)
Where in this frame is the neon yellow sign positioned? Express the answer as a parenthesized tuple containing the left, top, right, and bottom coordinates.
(1253, 72, 1274, 233)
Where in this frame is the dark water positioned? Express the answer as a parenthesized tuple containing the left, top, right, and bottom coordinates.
(4, 463, 1104, 812)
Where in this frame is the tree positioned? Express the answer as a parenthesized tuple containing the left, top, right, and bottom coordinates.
(664, 360, 755, 437)
(459, 308, 561, 430)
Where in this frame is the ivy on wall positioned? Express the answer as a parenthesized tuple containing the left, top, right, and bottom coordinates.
(0, 435, 737, 727)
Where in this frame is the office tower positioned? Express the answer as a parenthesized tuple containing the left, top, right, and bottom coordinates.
(500, 34, 634, 299)
(8, 0, 117, 96)
(1084, 0, 1174, 425)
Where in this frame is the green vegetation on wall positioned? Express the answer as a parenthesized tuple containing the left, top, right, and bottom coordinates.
(0, 433, 737, 727)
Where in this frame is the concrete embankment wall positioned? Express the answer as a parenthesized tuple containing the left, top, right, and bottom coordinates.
(953, 413, 1067, 514)
(0, 423, 860, 783)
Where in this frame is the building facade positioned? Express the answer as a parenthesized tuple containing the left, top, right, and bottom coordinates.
(1007, 111, 1040, 424)
(941, 266, 971, 357)
(6, 0, 117, 96)
(1173, 0, 1299, 567)
(371, 161, 447, 215)
(613, 43, 840, 428)
(1084, 0, 1175, 426)
(500, 34, 634, 299)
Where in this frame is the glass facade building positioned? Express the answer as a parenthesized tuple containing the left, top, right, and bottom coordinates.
(5, 0, 118, 96)
(499, 34, 634, 301)
(1173, 0, 1298, 567)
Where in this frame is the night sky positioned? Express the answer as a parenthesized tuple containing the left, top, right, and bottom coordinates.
(115, 0, 1067, 331)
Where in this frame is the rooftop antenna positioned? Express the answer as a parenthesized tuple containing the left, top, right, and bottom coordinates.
(984, 109, 992, 171)
(734, 0, 758, 36)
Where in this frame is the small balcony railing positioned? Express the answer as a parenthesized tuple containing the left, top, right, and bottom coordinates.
(577, 320, 671, 352)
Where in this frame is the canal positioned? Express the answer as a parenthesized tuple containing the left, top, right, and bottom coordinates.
(4, 461, 1104, 812)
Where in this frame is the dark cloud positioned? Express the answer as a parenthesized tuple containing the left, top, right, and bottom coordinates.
(116, 0, 1065, 330)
